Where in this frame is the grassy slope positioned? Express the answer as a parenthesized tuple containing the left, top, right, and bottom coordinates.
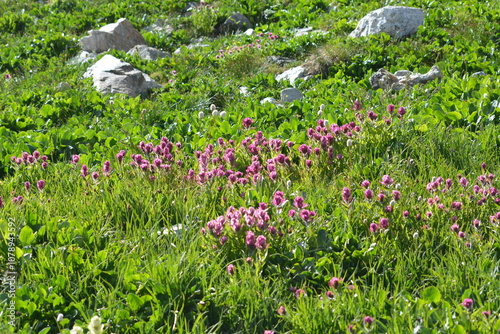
(1, 0, 500, 333)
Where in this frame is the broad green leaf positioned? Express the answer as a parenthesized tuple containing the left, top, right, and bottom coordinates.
(127, 293, 143, 312)
(422, 286, 441, 303)
(19, 226, 35, 246)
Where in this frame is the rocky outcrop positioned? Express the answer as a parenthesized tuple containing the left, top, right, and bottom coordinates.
(349, 6, 424, 39)
(80, 18, 146, 53)
(370, 66, 443, 91)
(83, 55, 162, 97)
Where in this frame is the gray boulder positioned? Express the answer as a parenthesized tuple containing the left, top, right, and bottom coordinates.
(127, 45, 170, 60)
(83, 55, 162, 97)
(370, 66, 443, 91)
(281, 88, 303, 102)
(80, 18, 146, 53)
(222, 13, 253, 33)
(349, 6, 424, 39)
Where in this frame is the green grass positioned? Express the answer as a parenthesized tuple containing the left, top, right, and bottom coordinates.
(1, 0, 500, 333)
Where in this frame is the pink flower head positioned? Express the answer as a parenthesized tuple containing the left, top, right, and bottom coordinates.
(403, 210, 410, 218)
(458, 231, 465, 238)
(33, 151, 41, 159)
(81, 165, 88, 177)
(263, 331, 274, 334)
(246, 231, 256, 249)
(380, 175, 394, 186)
(459, 177, 468, 187)
(387, 104, 395, 114)
(91, 172, 99, 180)
(295, 289, 306, 298)
(242, 117, 254, 129)
(288, 209, 296, 218)
(364, 189, 374, 200)
(24, 181, 31, 191)
(392, 190, 401, 200)
(397, 107, 406, 118)
(256, 235, 267, 250)
(277, 305, 286, 315)
(451, 223, 460, 233)
(361, 180, 370, 188)
(379, 218, 389, 229)
(363, 316, 374, 326)
(37, 180, 46, 191)
(227, 264, 235, 275)
(72, 155, 80, 164)
(328, 277, 342, 289)
(272, 191, 286, 207)
(342, 187, 352, 203)
(461, 298, 473, 310)
(369, 223, 379, 232)
(293, 196, 308, 209)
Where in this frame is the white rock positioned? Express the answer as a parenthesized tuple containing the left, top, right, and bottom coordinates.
(349, 6, 424, 39)
(239, 86, 251, 96)
(127, 45, 170, 60)
(276, 66, 310, 86)
(243, 28, 255, 36)
(80, 18, 146, 53)
(83, 55, 162, 97)
(370, 66, 443, 91)
(68, 51, 98, 65)
(260, 97, 279, 105)
(281, 88, 303, 103)
(294, 27, 314, 37)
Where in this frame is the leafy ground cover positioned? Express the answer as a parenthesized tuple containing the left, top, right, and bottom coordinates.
(1, 0, 500, 333)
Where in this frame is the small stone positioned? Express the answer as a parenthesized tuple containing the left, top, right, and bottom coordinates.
(281, 88, 303, 103)
(267, 56, 295, 67)
(239, 86, 251, 96)
(127, 45, 170, 60)
(294, 27, 314, 37)
(68, 51, 97, 65)
(471, 71, 486, 77)
(260, 97, 278, 105)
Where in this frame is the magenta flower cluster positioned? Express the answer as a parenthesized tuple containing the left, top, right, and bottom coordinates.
(11, 151, 49, 169)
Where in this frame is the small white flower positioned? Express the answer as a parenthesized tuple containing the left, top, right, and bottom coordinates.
(413, 232, 419, 239)
(395, 183, 401, 190)
(219, 111, 227, 118)
(323, 120, 329, 127)
(319, 104, 326, 111)
(70, 326, 84, 334)
(56, 313, 64, 322)
(212, 110, 220, 117)
(210, 104, 217, 111)
(286, 180, 292, 189)
(346, 139, 353, 147)
(88, 316, 103, 334)
(317, 110, 323, 116)
(389, 199, 396, 207)
(198, 111, 205, 119)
